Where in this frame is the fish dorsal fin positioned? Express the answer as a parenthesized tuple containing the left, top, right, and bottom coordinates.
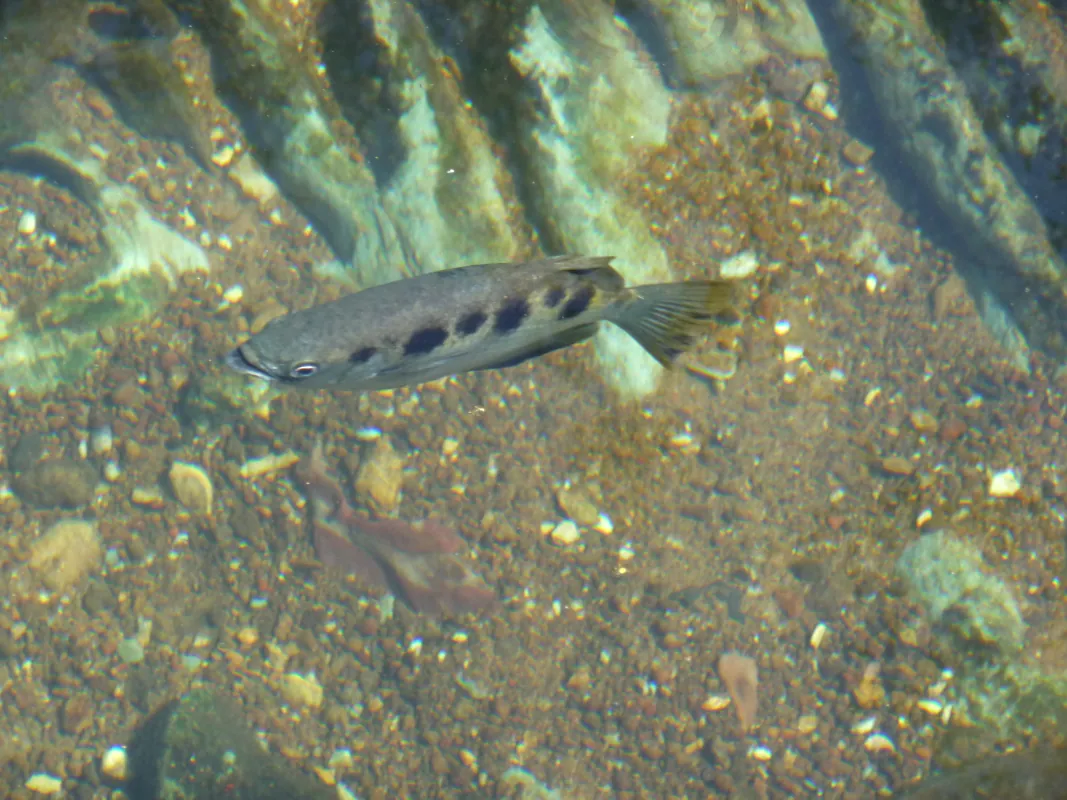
(545, 255, 625, 292)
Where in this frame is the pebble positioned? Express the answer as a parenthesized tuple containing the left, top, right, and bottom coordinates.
(24, 773, 62, 794)
(881, 456, 914, 476)
(843, 139, 874, 166)
(557, 487, 600, 527)
(988, 469, 1021, 498)
(355, 436, 405, 511)
(281, 672, 324, 709)
(131, 486, 166, 508)
(89, 423, 114, 457)
(117, 638, 145, 664)
(239, 451, 300, 478)
(550, 520, 580, 546)
(29, 520, 102, 592)
(719, 250, 759, 280)
(100, 746, 128, 781)
(909, 409, 939, 434)
(14, 457, 99, 509)
(17, 210, 37, 236)
(169, 461, 214, 515)
(864, 733, 896, 753)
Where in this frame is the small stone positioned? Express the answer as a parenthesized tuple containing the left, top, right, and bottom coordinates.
(881, 456, 914, 476)
(25, 773, 62, 794)
(989, 469, 1021, 498)
(29, 520, 102, 592)
(550, 520, 581, 546)
(169, 461, 214, 515)
(17, 210, 37, 236)
(239, 451, 300, 478)
(557, 487, 600, 527)
(939, 417, 967, 441)
(281, 672, 324, 709)
(719, 250, 759, 280)
(355, 436, 405, 511)
(117, 638, 145, 664)
(131, 486, 166, 508)
(61, 694, 94, 735)
(14, 458, 98, 509)
(842, 139, 874, 166)
(101, 746, 128, 781)
(909, 409, 938, 434)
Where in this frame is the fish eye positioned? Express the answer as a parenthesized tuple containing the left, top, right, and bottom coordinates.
(289, 363, 320, 379)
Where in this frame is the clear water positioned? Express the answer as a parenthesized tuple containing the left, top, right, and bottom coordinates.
(1, 1, 1065, 798)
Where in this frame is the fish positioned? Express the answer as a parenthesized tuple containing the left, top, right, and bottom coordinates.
(225, 255, 732, 391)
(297, 443, 495, 615)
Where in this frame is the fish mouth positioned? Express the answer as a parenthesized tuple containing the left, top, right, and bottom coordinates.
(224, 346, 275, 382)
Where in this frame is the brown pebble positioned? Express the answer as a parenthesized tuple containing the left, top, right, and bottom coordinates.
(842, 139, 874, 166)
(718, 652, 758, 731)
(773, 588, 805, 618)
(939, 417, 967, 441)
(111, 380, 144, 407)
(881, 456, 914, 476)
(62, 694, 93, 735)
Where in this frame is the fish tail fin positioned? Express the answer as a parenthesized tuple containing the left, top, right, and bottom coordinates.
(609, 281, 732, 367)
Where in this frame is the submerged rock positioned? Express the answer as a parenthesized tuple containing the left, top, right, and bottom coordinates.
(509, 0, 677, 397)
(355, 435, 405, 512)
(896, 529, 1025, 655)
(0, 0, 209, 392)
(169, 460, 214, 516)
(14, 458, 98, 509)
(824, 0, 1067, 370)
(28, 519, 102, 591)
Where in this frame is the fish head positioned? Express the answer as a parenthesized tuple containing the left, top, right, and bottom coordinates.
(224, 308, 381, 390)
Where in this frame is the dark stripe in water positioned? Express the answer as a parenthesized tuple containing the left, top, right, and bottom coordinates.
(404, 327, 448, 355)
(559, 285, 594, 320)
(456, 311, 487, 336)
(494, 297, 529, 333)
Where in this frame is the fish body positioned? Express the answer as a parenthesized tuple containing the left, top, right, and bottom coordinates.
(226, 255, 731, 391)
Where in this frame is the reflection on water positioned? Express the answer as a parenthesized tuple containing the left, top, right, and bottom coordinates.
(1, 0, 1066, 797)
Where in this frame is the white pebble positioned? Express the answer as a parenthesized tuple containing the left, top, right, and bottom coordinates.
(773, 319, 791, 336)
(865, 274, 878, 294)
(810, 622, 830, 649)
(212, 144, 235, 167)
(617, 544, 636, 561)
(354, 427, 382, 442)
(24, 773, 62, 794)
(222, 284, 244, 304)
(864, 733, 896, 753)
(851, 716, 877, 735)
(593, 512, 614, 535)
(782, 344, 805, 363)
(747, 744, 773, 761)
(550, 520, 580, 546)
(719, 250, 759, 280)
(442, 437, 459, 456)
(988, 469, 1021, 498)
(17, 210, 37, 236)
(101, 746, 128, 781)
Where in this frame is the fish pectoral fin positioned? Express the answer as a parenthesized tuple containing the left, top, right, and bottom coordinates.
(476, 323, 599, 371)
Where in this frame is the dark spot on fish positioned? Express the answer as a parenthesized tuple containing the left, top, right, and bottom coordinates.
(349, 346, 377, 364)
(404, 326, 449, 356)
(456, 311, 487, 337)
(544, 285, 565, 308)
(494, 297, 529, 333)
(559, 284, 594, 320)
